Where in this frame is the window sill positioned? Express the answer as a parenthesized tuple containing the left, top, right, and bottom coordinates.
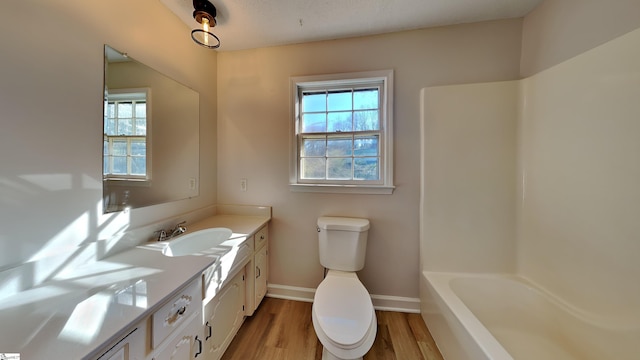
(289, 183, 395, 195)
(104, 178, 151, 187)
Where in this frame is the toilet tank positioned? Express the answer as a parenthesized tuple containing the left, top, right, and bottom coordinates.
(317, 217, 370, 272)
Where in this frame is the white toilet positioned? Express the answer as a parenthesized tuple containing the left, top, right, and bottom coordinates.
(312, 217, 377, 360)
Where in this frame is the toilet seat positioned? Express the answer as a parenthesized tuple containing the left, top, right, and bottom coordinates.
(312, 270, 377, 358)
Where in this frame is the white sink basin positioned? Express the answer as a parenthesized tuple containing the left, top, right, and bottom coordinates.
(162, 228, 233, 257)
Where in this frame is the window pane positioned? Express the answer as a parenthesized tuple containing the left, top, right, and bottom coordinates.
(131, 140, 146, 156)
(105, 118, 116, 135)
(354, 110, 379, 131)
(327, 112, 352, 132)
(103, 156, 108, 174)
(131, 157, 146, 175)
(118, 118, 133, 135)
(106, 103, 116, 118)
(354, 158, 379, 180)
(118, 102, 133, 117)
(301, 158, 326, 179)
(136, 119, 147, 136)
(301, 138, 326, 156)
(112, 157, 127, 174)
(354, 89, 378, 110)
(112, 140, 127, 156)
(327, 158, 352, 179)
(354, 135, 378, 156)
(135, 102, 146, 118)
(327, 137, 352, 156)
(302, 92, 326, 112)
(301, 113, 326, 132)
(327, 91, 352, 111)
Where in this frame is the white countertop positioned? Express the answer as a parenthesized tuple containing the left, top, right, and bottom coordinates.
(0, 213, 270, 359)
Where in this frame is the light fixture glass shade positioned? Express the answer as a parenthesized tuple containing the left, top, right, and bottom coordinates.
(191, 28, 220, 49)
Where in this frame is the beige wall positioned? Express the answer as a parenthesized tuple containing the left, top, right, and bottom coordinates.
(216, 19, 523, 298)
(421, 81, 518, 273)
(518, 27, 640, 319)
(0, 1, 217, 273)
(521, 0, 640, 76)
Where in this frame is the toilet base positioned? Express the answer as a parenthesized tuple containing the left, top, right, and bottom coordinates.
(322, 346, 363, 360)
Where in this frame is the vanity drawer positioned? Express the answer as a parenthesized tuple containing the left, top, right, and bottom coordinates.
(152, 278, 203, 349)
(254, 225, 268, 250)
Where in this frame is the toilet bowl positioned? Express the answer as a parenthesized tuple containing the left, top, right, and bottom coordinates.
(312, 217, 377, 360)
(312, 270, 377, 360)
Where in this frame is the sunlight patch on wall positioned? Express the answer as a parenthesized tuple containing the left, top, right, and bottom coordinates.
(0, 269, 21, 302)
(28, 212, 89, 263)
(97, 200, 132, 255)
(81, 173, 101, 190)
(0, 177, 37, 205)
(19, 174, 72, 192)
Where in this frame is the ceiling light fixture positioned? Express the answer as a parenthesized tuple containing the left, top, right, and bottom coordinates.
(191, 0, 220, 49)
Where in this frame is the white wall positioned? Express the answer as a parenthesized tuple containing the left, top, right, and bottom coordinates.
(521, 0, 640, 76)
(216, 19, 523, 299)
(518, 27, 640, 320)
(0, 1, 217, 281)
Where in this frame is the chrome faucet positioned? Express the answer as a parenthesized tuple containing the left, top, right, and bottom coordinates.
(170, 221, 187, 237)
(155, 221, 187, 241)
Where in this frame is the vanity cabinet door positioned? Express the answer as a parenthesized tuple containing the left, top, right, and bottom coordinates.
(254, 244, 268, 307)
(204, 269, 246, 360)
(245, 224, 269, 315)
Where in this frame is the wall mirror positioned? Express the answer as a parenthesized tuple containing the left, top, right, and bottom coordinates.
(103, 45, 199, 213)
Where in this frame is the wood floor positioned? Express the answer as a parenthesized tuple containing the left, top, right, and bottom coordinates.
(222, 297, 444, 360)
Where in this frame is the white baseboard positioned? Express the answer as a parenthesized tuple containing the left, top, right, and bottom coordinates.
(267, 284, 315, 302)
(267, 283, 421, 313)
(370, 294, 421, 313)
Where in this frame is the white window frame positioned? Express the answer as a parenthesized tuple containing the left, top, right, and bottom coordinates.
(103, 88, 152, 185)
(290, 70, 394, 194)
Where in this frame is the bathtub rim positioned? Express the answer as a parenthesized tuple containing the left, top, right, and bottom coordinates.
(422, 271, 515, 360)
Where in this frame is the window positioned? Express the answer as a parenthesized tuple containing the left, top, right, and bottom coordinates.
(290, 70, 394, 194)
(103, 89, 151, 181)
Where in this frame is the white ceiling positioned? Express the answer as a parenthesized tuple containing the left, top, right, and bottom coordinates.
(160, 0, 543, 51)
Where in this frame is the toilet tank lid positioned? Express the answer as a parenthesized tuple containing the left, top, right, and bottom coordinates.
(318, 217, 370, 231)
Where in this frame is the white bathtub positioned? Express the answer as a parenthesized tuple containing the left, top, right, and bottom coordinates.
(420, 272, 639, 360)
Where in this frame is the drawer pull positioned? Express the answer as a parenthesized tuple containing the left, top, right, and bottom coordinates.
(205, 321, 212, 340)
(194, 335, 203, 357)
(165, 295, 192, 326)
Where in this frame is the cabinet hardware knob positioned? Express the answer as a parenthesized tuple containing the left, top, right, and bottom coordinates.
(206, 321, 212, 340)
(177, 306, 186, 316)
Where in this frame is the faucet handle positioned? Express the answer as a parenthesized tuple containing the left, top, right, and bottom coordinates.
(174, 221, 187, 231)
(154, 229, 168, 242)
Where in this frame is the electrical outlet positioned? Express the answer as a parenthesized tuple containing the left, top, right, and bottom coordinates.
(189, 178, 196, 190)
(240, 178, 248, 192)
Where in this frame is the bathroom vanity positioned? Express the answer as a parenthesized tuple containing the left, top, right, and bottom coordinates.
(0, 208, 270, 360)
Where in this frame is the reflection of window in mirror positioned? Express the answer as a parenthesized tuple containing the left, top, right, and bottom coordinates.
(103, 88, 151, 182)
